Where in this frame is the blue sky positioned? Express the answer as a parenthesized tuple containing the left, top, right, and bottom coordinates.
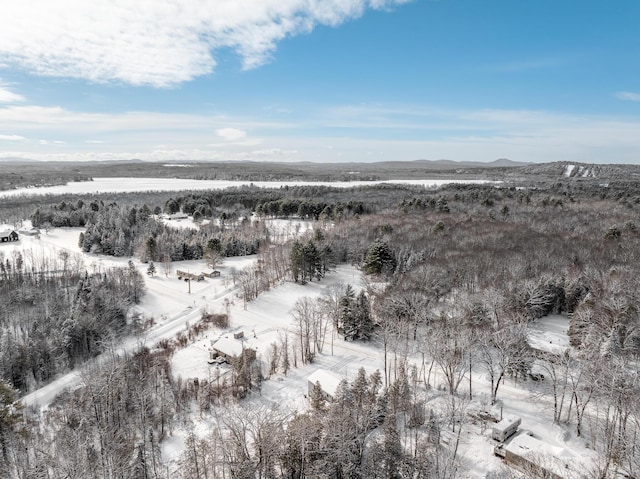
(0, 0, 639, 163)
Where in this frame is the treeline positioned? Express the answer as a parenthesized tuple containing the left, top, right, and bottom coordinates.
(0, 252, 145, 393)
(2, 352, 460, 479)
(30, 200, 263, 262)
(175, 368, 457, 479)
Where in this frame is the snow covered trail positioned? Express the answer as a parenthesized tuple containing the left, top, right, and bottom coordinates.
(22, 283, 239, 410)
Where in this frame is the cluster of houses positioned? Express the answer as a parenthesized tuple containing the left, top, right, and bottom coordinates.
(176, 269, 220, 282)
(207, 330, 344, 402)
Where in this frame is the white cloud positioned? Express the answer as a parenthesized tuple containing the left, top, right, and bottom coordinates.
(0, 0, 410, 87)
(216, 127, 247, 141)
(615, 91, 640, 102)
(0, 105, 291, 134)
(0, 134, 24, 140)
(0, 83, 24, 103)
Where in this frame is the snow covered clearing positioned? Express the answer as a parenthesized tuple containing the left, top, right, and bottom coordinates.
(527, 314, 571, 356)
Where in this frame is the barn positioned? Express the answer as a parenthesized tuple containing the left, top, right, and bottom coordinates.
(0, 230, 19, 242)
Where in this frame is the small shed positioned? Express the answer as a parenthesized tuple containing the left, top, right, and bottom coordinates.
(492, 416, 521, 442)
(0, 230, 18, 242)
(307, 369, 343, 400)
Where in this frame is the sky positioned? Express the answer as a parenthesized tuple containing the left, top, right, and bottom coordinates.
(0, 0, 639, 164)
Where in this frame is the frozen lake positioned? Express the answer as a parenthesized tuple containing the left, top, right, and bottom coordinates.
(0, 176, 500, 197)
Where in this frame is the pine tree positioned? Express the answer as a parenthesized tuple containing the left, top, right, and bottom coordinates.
(310, 381, 326, 412)
(340, 285, 357, 340)
(290, 240, 304, 283)
(146, 262, 156, 277)
(381, 414, 403, 479)
(363, 240, 396, 276)
(0, 381, 24, 463)
(355, 290, 374, 340)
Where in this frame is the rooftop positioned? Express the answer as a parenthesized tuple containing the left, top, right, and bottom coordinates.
(308, 369, 343, 398)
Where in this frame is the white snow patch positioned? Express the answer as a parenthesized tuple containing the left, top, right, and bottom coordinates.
(564, 164, 576, 177)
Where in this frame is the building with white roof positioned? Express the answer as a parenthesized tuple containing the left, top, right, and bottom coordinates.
(502, 433, 575, 479)
(211, 336, 244, 359)
(492, 416, 521, 442)
(307, 369, 343, 400)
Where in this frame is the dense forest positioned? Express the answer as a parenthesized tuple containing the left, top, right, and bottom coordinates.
(2, 173, 640, 478)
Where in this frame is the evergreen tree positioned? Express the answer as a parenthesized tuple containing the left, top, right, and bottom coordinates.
(363, 240, 396, 276)
(380, 414, 403, 479)
(290, 240, 304, 283)
(340, 285, 357, 340)
(290, 239, 324, 283)
(129, 260, 145, 304)
(340, 287, 373, 341)
(146, 262, 156, 277)
(0, 381, 24, 464)
(310, 381, 326, 412)
(145, 236, 157, 262)
(355, 290, 374, 340)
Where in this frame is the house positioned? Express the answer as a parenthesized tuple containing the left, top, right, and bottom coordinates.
(176, 270, 205, 281)
(168, 212, 188, 220)
(0, 230, 18, 242)
(211, 336, 244, 360)
(492, 416, 521, 442)
(307, 369, 343, 400)
(497, 433, 575, 479)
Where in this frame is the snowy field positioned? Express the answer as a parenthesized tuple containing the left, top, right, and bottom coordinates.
(0, 176, 501, 197)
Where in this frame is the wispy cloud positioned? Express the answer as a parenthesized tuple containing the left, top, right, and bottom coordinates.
(0, 81, 24, 103)
(3, 102, 640, 164)
(0, 0, 410, 87)
(216, 128, 247, 141)
(0, 105, 292, 134)
(615, 91, 640, 102)
(486, 57, 562, 73)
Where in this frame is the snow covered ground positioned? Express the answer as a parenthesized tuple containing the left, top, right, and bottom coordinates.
(527, 314, 571, 356)
(165, 275, 595, 477)
(0, 176, 501, 198)
(2, 224, 597, 478)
